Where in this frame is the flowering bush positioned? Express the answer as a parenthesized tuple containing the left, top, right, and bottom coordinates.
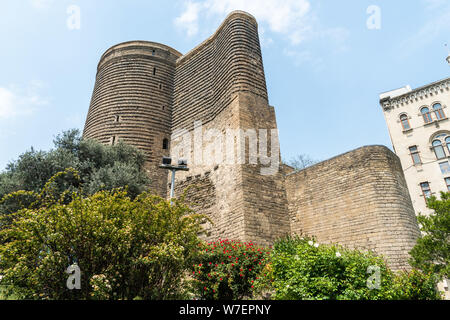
(0, 169, 204, 300)
(253, 236, 440, 300)
(189, 239, 270, 300)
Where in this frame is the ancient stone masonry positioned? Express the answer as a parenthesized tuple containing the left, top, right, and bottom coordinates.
(285, 146, 420, 270)
(83, 11, 420, 270)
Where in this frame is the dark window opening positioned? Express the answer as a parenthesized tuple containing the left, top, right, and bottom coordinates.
(152, 50, 155, 56)
(115, 115, 120, 122)
(159, 83, 162, 90)
(163, 138, 169, 150)
(153, 67, 156, 75)
(112, 136, 116, 146)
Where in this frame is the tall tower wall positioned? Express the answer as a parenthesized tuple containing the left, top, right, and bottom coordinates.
(171, 11, 291, 246)
(83, 41, 181, 196)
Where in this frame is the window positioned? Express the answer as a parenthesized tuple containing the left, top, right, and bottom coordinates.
(420, 182, 432, 200)
(445, 178, 450, 191)
(163, 138, 169, 150)
(440, 161, 450, 174)
(433, 140, 447, 159)
(400, 114, 411, 130)
(114, 115, 120, 123)
(111, 136, 116, 146)
(421, 107, 433, 123)
(446, 137, 450, 154)
(153, 67, 156, 76)
(152, 49, 155, 56)
(409, 146, 421, 165)
(433, 103, 445, 120)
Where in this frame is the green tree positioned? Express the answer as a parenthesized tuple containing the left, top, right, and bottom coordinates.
(0, 129, 151, 220)
(0, 169, 204, 300)
(410, 192, 450, 279)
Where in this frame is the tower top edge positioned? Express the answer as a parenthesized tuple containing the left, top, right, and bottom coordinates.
(98, 40, 183, 64)
(176, 10, 258, 65)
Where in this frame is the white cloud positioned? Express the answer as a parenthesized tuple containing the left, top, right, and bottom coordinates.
(174, 0, 349, 67)
(0, 81, 49, 119)
(174, 0, 314, 45)
(174, 1, 203, 37)
(30, 0, 55, 9)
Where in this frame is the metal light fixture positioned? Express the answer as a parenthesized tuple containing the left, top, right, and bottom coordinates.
(159, 157, 189, 204)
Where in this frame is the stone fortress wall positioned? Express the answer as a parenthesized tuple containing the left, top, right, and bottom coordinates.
(83, 11, 420, 270)
(285, 145, 420, 270)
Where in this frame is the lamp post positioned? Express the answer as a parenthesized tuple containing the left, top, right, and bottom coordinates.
(159, 156, 189, 204)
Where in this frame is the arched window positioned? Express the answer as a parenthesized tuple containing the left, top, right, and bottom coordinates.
(400, 114, 411, 130)
(446, 136, 450, 154)
(421, 107, 433, 123)
(433, 139, 446, 159)
(162, 138, 169, 150)
(433, 103, 445, 120)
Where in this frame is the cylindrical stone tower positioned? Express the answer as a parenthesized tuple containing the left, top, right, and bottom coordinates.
(83, 41, 182, 196)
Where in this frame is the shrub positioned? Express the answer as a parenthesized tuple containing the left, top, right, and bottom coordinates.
(254, 236, 392, 300)
(391, 269, 441, 300)
(0, 170, 204, 300)
(189, 239, 270, 300)
(253, 236, 441, 300)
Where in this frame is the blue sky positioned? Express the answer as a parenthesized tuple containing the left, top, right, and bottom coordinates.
(1, 0, 450, 170)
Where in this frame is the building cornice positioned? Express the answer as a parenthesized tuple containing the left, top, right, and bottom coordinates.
(380, 76, 450, 111)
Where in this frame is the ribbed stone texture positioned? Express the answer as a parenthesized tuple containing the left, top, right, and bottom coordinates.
(83, 11, 420, 270)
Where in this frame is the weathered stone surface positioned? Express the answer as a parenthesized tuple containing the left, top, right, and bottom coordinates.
(83, 11, 420, 271)
(285, 146, 420, 270)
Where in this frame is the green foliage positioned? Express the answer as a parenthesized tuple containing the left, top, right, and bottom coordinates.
(189, 239, 270, 300)
(254, 236, 440, 300)
(0, 170, 204, 300)
(391, 269, 442, 300)
(0, 129, 150, 220)
(410, 192, 450, 279)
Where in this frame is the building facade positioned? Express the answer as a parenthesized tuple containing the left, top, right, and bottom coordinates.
(380, 77, 450, 298)
(380, 77, 450, 216)
(83, 11, 421, 271)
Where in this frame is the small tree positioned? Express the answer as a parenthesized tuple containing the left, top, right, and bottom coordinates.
(409, 192, 450, 280)
(0, 170, 204, 300)
(0, 129, 151, 224)
(284, 154, 318, 171)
